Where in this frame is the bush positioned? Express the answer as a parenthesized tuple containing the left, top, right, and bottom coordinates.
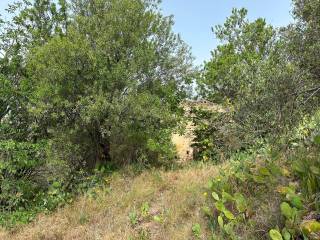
(0, 140, 47, 211)
(191, 107, 257, 163)
(290, 144, 320, 210)
(203, 150, 284, 239)
(0, 139, 111, 227)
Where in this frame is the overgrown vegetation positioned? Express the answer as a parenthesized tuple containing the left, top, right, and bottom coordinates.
(195, 0, 320, 238)
(0, 0, 194, 227)
(0, 0, 320, 239)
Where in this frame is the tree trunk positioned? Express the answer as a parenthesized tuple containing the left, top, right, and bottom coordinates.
(100, 140, 111, 163)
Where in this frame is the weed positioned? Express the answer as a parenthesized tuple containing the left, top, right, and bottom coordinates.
(129, 210, 138, 226)
(153, 214, 163, 224)
(192, 223, 201, 238)
(140, 202, 150, 218)
(79, 212, 89, 225)
(138, 228, 151, 240)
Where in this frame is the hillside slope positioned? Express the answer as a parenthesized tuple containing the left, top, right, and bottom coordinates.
(1, 164, 219, 240)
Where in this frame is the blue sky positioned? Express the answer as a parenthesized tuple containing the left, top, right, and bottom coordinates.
(0, 0, 294, 65)
(161, 0, 293, 65)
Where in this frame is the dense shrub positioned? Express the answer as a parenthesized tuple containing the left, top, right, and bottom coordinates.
(203, 148, 284, 239)
(191, 107, 261, 162)
(197, 4, 320, 146)
(0, 0, 193, 227)
(0, 140, 47, 211)
(198, 2, 320, 238)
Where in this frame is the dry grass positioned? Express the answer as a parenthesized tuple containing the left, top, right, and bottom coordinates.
(0, 101, 227, 240)
(2, 101, 284, 240)
(0, 164, 219, 240)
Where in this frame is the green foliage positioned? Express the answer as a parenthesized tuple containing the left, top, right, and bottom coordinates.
(290, 0, 320, 104)
(129, 210, 139, 226)
(269, 143, 320, 239)
(0, 152, 110, 228)
(0, 0, 69, 142)
(0, 140, 47, 211)
(191, 106, 261, 162)
(280, 202, 296, 220)
(269, 229, 283, 240)
(202, 143, 319, 239)
(153, 215, 163, 223)
(198, 4, 320, 145)
(192, 223, 201, 238)
(301, 220, 320, 240)
(203, 150, 284, 239)
(140, 202, 150, 218)
(26, 0, 193, 169)
(192, 108, 232, 162)
(198, 4, 320, 238)
(198, 8, 274, 103)
(291, 146, 320, 206)
(0, 209, 38, 229)
(269, 196, 303, 239)
(1, 1, 320, 238)
(79, 212, 90, 225)
(0, 0, 194, 227)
